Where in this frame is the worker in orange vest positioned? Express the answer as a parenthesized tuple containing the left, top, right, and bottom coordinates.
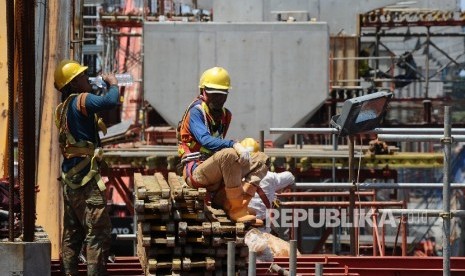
(177, 67, 269, 225)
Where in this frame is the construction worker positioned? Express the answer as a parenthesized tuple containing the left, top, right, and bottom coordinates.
(54, 59, 119, 276)
(240, 138, 295, 231)
(177, 67, 269, 225)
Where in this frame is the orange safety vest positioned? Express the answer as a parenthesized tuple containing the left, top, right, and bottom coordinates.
(177, 98, 231, 159)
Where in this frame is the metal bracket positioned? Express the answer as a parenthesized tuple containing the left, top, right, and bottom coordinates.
(440, 137, 454, 144)
(439, 212, 453, 219)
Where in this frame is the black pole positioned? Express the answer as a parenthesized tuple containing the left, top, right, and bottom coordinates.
(348, 135, 356, 255)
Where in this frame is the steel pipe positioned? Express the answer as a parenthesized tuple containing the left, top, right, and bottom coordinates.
(378, 209, 465, 218)
(270, 128, 339, 135)
(289, 240, 297, 276)
(117, 234, 137, 240)
(277, 191, 374, 198)
(248, 250, 256, 276)
(227, 241, 235, 276)
(443, 106, 452, 276)
(378, 134, 465, 142)
(315, 263, 323, 276)
(374, 128, 465, 134)
(294, 183, 465, 190)
(279, 201, 404, 207)
(270, 127, 465, 135)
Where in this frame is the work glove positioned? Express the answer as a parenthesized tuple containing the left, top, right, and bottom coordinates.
(233, 142, 250, 165)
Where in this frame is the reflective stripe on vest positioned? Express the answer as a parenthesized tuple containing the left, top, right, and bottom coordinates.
(178, 101, 229, 158)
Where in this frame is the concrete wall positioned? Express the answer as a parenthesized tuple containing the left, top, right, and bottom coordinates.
(213, 0, 460, 35)
(143, 22, 329, 144)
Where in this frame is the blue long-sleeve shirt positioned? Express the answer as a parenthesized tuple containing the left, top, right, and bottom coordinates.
(62, 86, 119, 173)
(186, 101, 234, 152)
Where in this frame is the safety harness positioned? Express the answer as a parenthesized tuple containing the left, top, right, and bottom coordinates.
(176, 97, 231, 188)
(54, 93, 107, 191)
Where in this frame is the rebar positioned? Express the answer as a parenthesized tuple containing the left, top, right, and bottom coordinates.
(17, 0, 37, 242)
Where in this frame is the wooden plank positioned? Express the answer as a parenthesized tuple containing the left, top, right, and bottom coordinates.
(155, 172, 171, 199)
(330, 36, 359, 89)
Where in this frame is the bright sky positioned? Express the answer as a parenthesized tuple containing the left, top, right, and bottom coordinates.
(462, 0, 465, 11)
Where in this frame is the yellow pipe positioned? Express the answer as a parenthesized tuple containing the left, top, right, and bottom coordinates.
(36, 0, 70, 259)
(0, 0, 8, 178)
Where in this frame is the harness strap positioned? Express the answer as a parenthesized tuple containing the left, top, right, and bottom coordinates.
(61, 148, 106, 191)
(62, 141, 95, 159)
(65, 156, 91, 178)
(76, 93, 89, 116)
(256, 186, 272, 209)
(183, 160, 203, 189)
(55, 94, 107, 191)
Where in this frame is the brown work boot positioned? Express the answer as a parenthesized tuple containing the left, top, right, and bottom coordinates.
(241, 182, 264, 227)
(211, 188, 228, 209)
(225, 186, 258, 223)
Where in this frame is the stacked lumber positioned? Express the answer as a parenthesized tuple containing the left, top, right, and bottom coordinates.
(135, 172, 248, 276)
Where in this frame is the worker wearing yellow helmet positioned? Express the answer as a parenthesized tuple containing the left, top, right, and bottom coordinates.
(177, 67, 269, 225)
(54, 59, 119, 275)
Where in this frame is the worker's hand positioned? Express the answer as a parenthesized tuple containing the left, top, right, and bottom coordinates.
(233, 142, 250, 165)
(102, 73, 118, 86)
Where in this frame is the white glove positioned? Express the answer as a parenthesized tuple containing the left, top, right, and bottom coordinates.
(233, 142, 250, 165)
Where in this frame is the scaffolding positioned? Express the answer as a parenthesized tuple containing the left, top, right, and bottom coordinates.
(268, 106, 465, 274)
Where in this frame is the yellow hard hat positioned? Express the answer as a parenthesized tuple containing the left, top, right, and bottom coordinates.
(240, 138, 260, 153)
(54, 59, 88, 90)
(198, 67, 231, 91)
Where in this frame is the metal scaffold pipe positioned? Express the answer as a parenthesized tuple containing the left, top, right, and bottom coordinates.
(374, 128, 465, 134)
(443, 106, 452, 276)
(294, 183, 465, 190)
(378, 134, 465, 142)
(270, 127, 465, 135)
(248, 250, 256, 276)
(227, 241, 235, 276)
(378, 209, 465, 218)
(270, 128, 339, 135)
(289, 240, 297, 276)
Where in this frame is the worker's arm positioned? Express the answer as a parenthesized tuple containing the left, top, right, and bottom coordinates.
(188, 106, 234, 151)
(84, 85, 120, 114)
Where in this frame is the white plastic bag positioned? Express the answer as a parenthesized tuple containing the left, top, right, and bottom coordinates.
(245, 228, 268, 253)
